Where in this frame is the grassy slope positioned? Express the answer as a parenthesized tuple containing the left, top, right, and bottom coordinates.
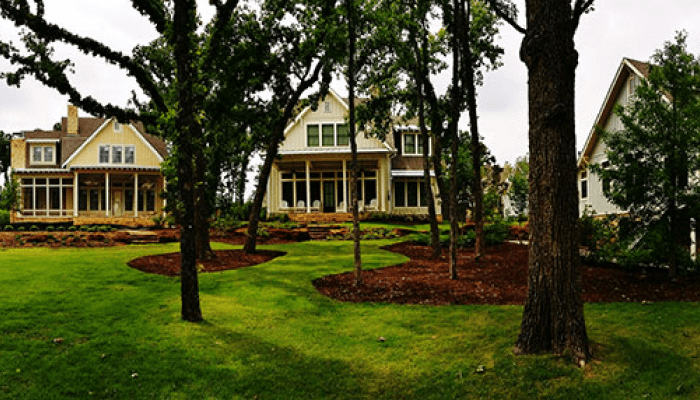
(0, 241, 698, 399)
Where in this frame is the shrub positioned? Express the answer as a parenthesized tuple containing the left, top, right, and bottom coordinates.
(0, 210, 10, 227)
(30, 225, 39, 232)
(46, 226, 54, 232)
(68, 226, 78, 232)
(4, 225, 13, 231)
(99, 225, 110, 232)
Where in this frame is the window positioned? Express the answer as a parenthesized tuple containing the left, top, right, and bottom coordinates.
(307, 125, 320, 147)
(114, 121, 122, 131)
(402, 133, 426, 155)
(125, 146, 135, 164)
(322, 124, 335, 146)
(404, 134, 415, 154)
(99, 146, 110, 164)
(324, 101, 331, 113)
(580, 170, 588, 199)
(112, 146, 123, 164)
(33, 147, 43, 163)
(31, 145, 55, 164)
(394, 178, 427, 207)
(44, 147, 53, 162)
(337, 124, 349, 146)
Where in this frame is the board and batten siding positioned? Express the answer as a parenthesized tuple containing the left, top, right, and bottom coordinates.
(578, 75, 640, 216)
(281, 95, 387, 152)
(67, 121, 162, 168)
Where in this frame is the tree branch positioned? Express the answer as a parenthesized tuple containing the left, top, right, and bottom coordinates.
(572, 0, 594, 33)
(484, 0, 526, 35)
(130, 0, 169, 34)
(0, 1, 168, 113)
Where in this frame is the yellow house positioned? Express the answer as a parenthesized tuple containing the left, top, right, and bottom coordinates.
(267, 89, 441, 219)
(9, 105, 168, 226)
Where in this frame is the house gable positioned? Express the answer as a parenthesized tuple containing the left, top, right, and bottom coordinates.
(280, 89, 389, 153)
(578, 58, 650, 168)
(63, 119, 164, 168)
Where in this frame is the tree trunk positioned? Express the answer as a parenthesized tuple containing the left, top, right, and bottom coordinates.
(463, 0, 484, 261)
(425, 81, 450, 220)
(348, 0, 362, 285)
(448, 0, 461, 280)
(412, 17, 441, 260)
(514, 0, 588, 362)
(174, 0, 202, 322)
(195, 146, 215, 260)
(244, 136, 280, 254)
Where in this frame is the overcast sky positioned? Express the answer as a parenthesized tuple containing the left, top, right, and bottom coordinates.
(1, 0, 699, 171)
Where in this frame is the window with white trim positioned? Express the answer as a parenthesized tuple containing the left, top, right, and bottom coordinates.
(125, 146, 135, 164)
(580, 170, 588, 199)
(30, 145, 56, 165)
(402, 133, 427, 156)
(112, 145, 123, 164)
(114, 121, 122, 132)
(394, 178, 428, 207)
(99, 145, 110, 164)
(306, 123, 350, 147)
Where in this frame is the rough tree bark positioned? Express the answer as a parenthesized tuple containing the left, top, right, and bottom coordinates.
(448, 0, 462, 280)
(174, 0, 203, 322)
(512, 0, 590, 361)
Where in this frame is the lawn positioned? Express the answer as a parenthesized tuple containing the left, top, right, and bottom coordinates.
(1, 240, 699, 399)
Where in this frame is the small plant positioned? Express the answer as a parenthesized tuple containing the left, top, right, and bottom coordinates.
(46, 226, 54, 232)
(4, 225, 13, 231)
(99, 225, 110, 232)
(68, 226, 78, 232)
(30, 225, 39, 232)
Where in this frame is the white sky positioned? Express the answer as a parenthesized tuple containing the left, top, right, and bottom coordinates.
(1, 0, 699, 178)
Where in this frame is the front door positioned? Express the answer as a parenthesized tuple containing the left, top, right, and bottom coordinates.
(113, 190, 123, 217)
(323, 181, 335, 213)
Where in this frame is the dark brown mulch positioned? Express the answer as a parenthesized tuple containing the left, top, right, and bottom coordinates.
(127, 249, 285, 276)
(313, 242, 700, 305)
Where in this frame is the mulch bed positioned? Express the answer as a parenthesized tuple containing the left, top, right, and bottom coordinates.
(313, 242, 700, 305)
(127, 249, 285, 276)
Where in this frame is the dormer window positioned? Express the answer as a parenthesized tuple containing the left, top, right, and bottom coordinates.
(402, 133, 427, 156)
(29, 144, 56, 165)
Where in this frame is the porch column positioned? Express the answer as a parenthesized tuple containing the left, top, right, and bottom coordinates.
(105, 172, 111, 216)
(162, 176, 167, 216)
(73, 171, 79, 217)
(342, 159, 347, 212)
(134, 173, 139, 217)
(305, 160, 311, 213)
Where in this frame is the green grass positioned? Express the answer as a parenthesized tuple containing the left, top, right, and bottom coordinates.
(1, 241, 699, 399)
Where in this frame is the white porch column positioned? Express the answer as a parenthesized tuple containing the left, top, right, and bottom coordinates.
(305, 160, 311, 213)
(342, 159, 347, 212)
(134, 173, 139, 217)
(73, 171, 79, 217)
(105, 172, 111, 216)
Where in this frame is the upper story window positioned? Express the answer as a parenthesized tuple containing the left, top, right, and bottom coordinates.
(114, 121, 122, 132)
(580, 170, 588, 199)
(112, 145, 123, 163)
(99, 145, 110, 164)
(307, 123, 349, 147)
(125, 146, 135, 164)
(323, 101, 331, 113)
(30, 145, 56, 165)
(402, 133, 427, 156)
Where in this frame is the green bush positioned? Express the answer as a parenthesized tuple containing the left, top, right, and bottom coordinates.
(68, 226, 78, 232)
(46, 226, 54, 232)
(0, 210, 10, 227)
(4, 225, 13, 231)
(30, 225, 39, 232)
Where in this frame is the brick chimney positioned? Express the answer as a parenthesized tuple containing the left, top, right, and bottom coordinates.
(67, 104, 78, 135)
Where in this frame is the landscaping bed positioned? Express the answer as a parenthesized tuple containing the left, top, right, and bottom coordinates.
(0, 228, 179, 247)
(128, 249, 286, 276)
(313, 242, 700, 305)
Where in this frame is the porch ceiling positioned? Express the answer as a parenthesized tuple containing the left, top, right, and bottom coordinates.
(277, 159, 378, 172)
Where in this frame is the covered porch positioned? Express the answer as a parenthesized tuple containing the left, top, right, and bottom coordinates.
(268, 153, 391, 215)
(15, 168, 165, 225)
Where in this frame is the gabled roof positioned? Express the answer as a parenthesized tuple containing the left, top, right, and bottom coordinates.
(577, 58, 652, 168)
(61, 118, 166, 167)
(283, 88, 350, 136)
(22, 115, 168, 167)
